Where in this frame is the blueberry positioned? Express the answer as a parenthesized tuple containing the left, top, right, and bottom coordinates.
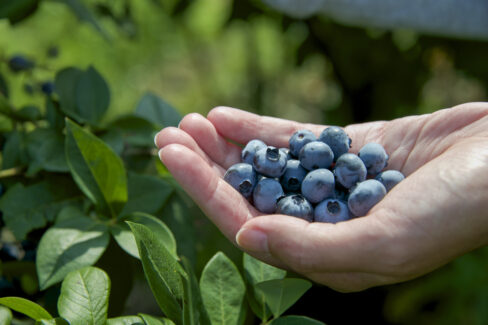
(224, 163, 257, 199)
(299, 141, 334, 170)
(301, 169, 335, 204)
(276, 194, 313, 221)
(253, 146, 287, 178)
(242, 139, 267, 164)
(253, 178, 285, 213)
(280, 159, 307, 192)
(348, 179, 386, 217)
(333, 153, 367, 189)
(289, 130, 316, 157)
(319, 126, 351, 161)
(8, 55, 35, 72)
(375, 170, 405, 192)
(315, 199, 351, 223)
(358, 143, 389, 176)
(41, 81, 55, 95)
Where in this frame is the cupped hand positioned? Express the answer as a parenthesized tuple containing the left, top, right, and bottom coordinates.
(154, 103, 488, 292)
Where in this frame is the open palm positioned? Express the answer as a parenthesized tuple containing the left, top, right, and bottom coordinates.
(155, 103, 488, 292)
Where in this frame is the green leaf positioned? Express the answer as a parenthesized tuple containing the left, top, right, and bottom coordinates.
(45, 98, 65, 129)
(55, 67, 84, 121)
(181, 257, 210, 325)
(134, 93, 181, 129)
(65, 119, 128, 218)
(119, 173, 173, 217)
(255, 279, 312, 319)
(58, 266, 110, 325)
(0, 0, 40, 24)
(112, 212, 177, 259)
(75, 66, 110, 125)
(99, 129, 124, 155)
(55, 66, 109, 125)
(243, 253, 286, 285)
(0, 297, 52, 321)
(106, 316, 144, 325)
(0, 306, 12, 325)
(15, 105, 41, 121)
(243, 253, 286, 320)
(200, 252, 246, 325)
(109, 115, 157, 147)
(139, 314, 175, 325)
(0, 178, 82, 239)
(127, 222, 183, 323)
(26, 128, 68, 175)
(37, 318, 70, 325)
(269, 316, 325, 325)
(36, 215, 109, 290)
(1, 130, 27, 169)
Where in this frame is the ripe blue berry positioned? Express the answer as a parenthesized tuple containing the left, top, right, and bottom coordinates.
(224, 163, 257, 199)
(301, 168, 335, 204)
(289, 130, 316, 157)
(348, 179, 386, 217)
(41, 81, 55, 95)
(253, 146, 287, 178)
(242, 139, 267, 164)
(253, 178, 285, 213)
(314, 199, 351, 223)
(319, 126, 351, 161)
(358, 143, 389, 176)
(375, 170, 405, 192)
(299, 141, 334, 170)
(276, 194, 313, 221)
(280, 159, 307, 192)
(8, 55, 35, 72)
(334, 153, 367, 189)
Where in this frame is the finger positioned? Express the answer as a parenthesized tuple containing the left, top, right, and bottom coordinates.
(235, 213, 396, 274)
(159, 144, 257, 241)
(155, 127, 225, 174)
(206, 106, 430, 172)
(178, 113, 243, 169)
(207, 106, 325, 148)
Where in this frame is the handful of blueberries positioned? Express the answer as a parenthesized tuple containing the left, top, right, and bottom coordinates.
(224, 126, 405, 223)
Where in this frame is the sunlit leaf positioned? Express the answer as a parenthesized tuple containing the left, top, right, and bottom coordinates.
(36, 215, 109, 290)
(58, 267, 110, 325)
(65, 119, 128, 218)
(200, 252, 246, 325)
(0, 297, 51, 321)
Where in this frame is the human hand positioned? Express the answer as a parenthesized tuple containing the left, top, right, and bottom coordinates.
(154, 102, 488, 292)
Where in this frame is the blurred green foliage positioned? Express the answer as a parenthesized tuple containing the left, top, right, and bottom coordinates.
(0, 0, 487, 324)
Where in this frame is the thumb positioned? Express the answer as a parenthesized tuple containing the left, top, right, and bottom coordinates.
(235, 214, 393, 274)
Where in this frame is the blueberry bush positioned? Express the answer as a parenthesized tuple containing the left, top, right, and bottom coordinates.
(0, 2, 324, 324)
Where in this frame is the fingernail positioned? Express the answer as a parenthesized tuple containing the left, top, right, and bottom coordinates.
(236, 228, 269, 253)
(158, 148, 164, 160)
(154, 132, 159, 147)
